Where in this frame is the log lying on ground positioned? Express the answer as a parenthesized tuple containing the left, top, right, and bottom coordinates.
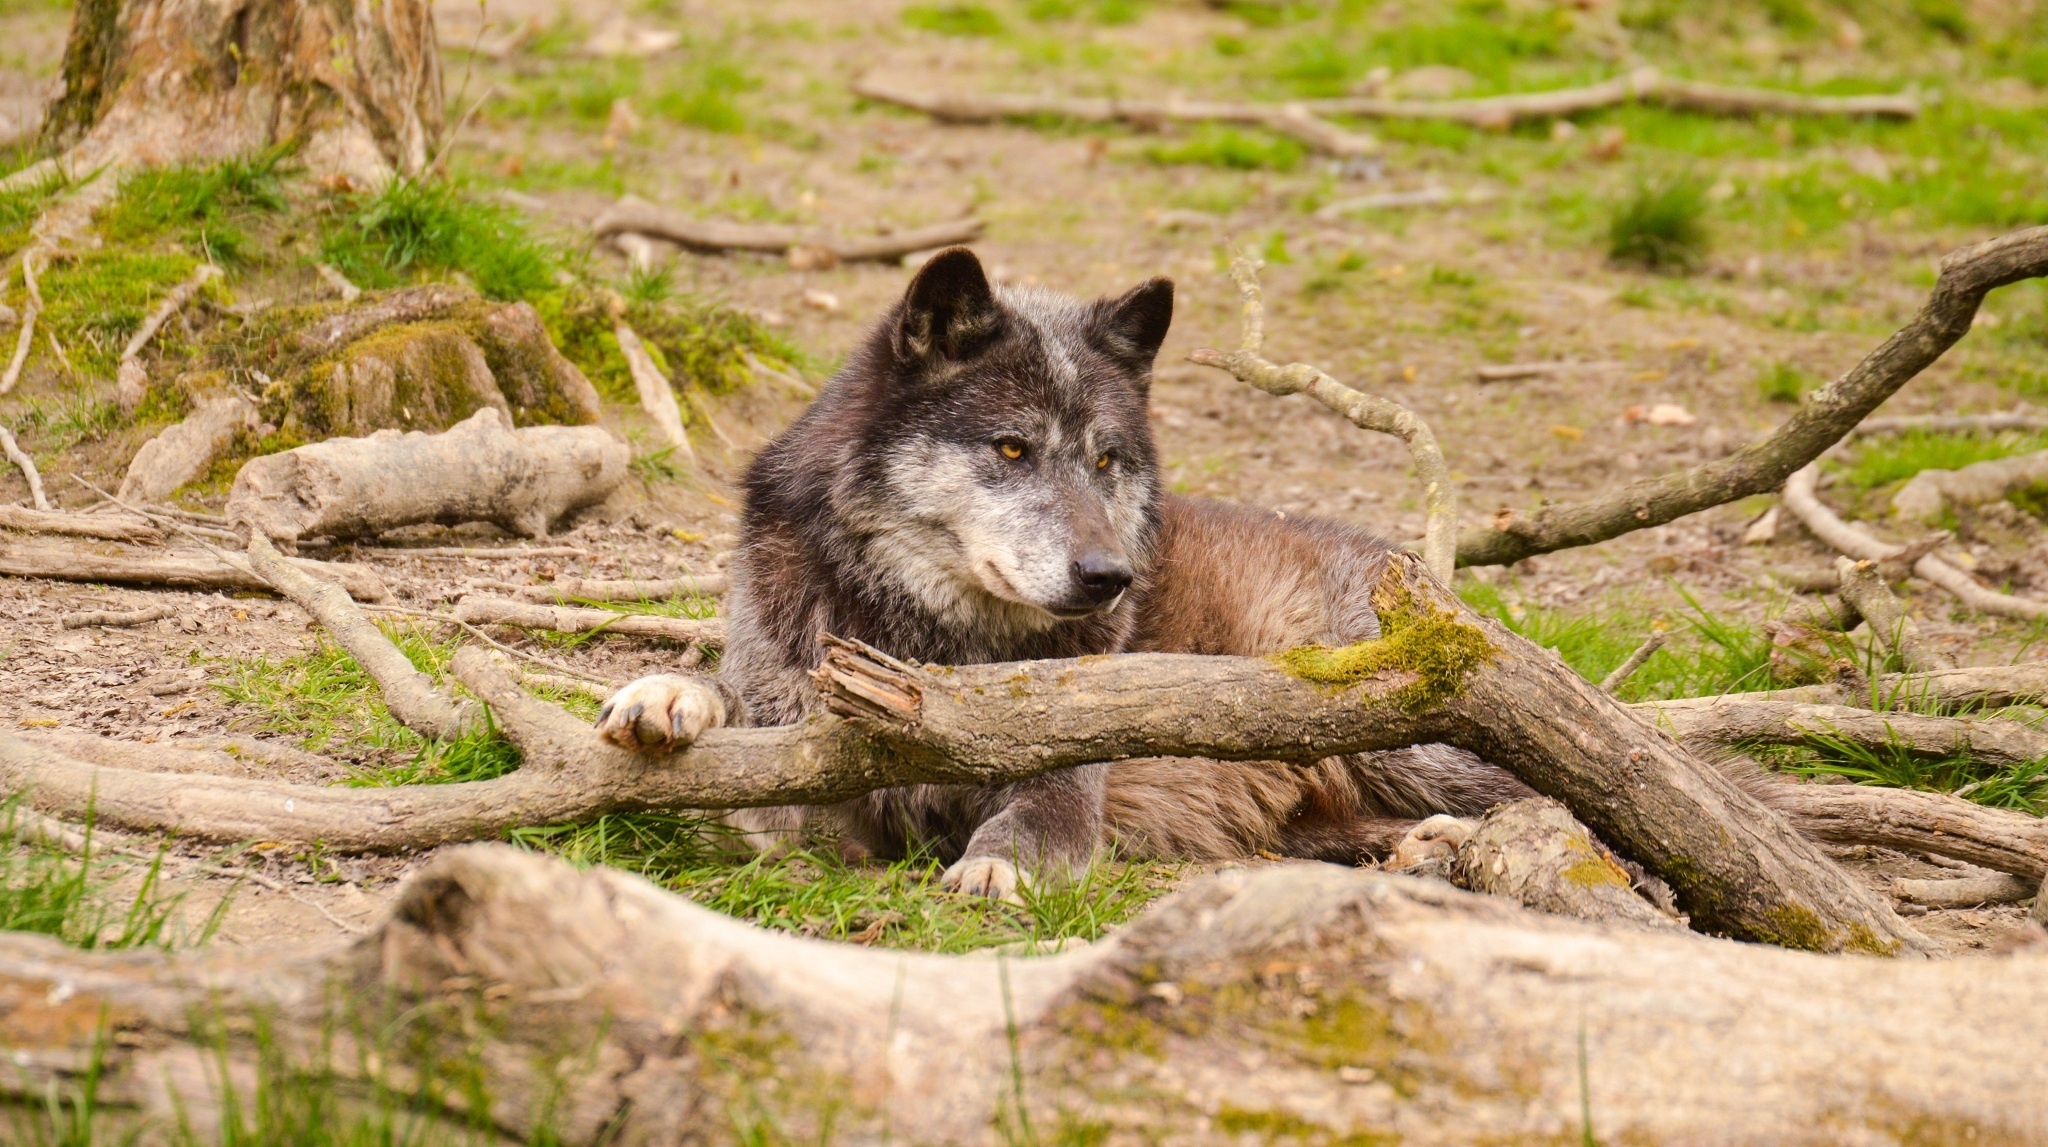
(1774, 784, 2048, 881)
(852, 74, 1378, 157)
(1647, 661, 2048, 710)
(1454, 225, 2048, 566)
(1783, 461, 2048, 621)
(1651, 699, 2048, 766)
(0, 537, 388, 600)
(226, 407, 628, 548)
(0, 504, 158, 541)
(1893, 871, 2039, 908)
(452, 597, 725, 647)
(1833, 555, 1955, 672)
(0, 847, 2041, 1147)
(1449, 798, 1683, 931)
(1893, 447, 2048, 525)
(505, 574, 728, 602)
(591, 195, 985, 264)
(115, 392, 258, 505)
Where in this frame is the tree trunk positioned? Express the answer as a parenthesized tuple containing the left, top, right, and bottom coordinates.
(0, 844, 2039, 1146)
(40, 0, 441, 186)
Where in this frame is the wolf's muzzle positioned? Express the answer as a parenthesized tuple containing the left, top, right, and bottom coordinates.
(1070, 550, 1134, 607)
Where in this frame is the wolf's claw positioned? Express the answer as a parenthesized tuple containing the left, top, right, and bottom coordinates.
(942, 855, 1022, 903)
(594, 675, 726, 751)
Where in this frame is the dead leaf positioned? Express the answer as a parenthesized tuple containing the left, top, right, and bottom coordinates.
(1623, 403, 1695, 426)
(801, 289, 840, 313)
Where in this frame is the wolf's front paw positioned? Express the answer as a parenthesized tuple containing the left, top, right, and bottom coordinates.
(595, 674, 726, 751)
(942, 855, 1021, 903)
(1384, 814, 1477, 872)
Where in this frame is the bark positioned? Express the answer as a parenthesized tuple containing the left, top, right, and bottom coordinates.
(1652, 698, 2048, 766)
(1451, 798, 1684, 931)
(0, 505, 158, 541)
(58, 602, 174, 629)
(507, 574, 729, 602)
(1598, 631, 1666, 693)
(1833, 555, 1956, 672)
(1893, 447, 2048, 524)
(1772, 784, 2048, 881)
(1454, 225, 2048, 566)
(0, 537, 388, 600)
(591, 195, 987, 263)
(225, 407, 628, 548)
(1190, 258, 1455, 582)
(1783, 461, 2048, 620)
(0, 847, 2039, 1147)
(452, 597, 725, 647)
(852, 74, 1380, 157)
(114, 392, 257, 505)
(1854, 409, 2048, 437)
(247, 534, 481, 741)
(41, 0, 442, 188)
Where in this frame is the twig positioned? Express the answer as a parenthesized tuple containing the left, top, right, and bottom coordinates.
(591, 196, 985, 263)
(852, 75, 1378, 157)
(0, 424, 48, 510)
(1456, 226, 2048, 567)
(315, 263, 361, 302)
(1315, 186, 1496, 219)
(1781, 462, 2048, 621)
(0, 248, 42, 396)
(502, 574, 729, 602)
(1299, 66, 1918, 125)
(453, 596, 724, 647)
(1189, 256, 1456, 583)
(362, 603, 622, 684)
(1474, 361, 1624, 383)
(116, 263, 221, 411)
(1832, 556, 1955, 673)
(1599, 633, 1667, 694)
(612, 316, 693, 459)
(60, 604, 177, 630)
(369, 544, 592, 560)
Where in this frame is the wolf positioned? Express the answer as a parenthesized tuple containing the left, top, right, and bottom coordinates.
(594, 247, 1531, 898)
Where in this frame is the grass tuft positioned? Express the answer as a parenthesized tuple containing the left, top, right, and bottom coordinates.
(1607, 176, 1709, 273)
(0, 797, 205, 950)
(317, 178, 557, 302)
(1143, 126, 1304, 172)
(1758, 360, 1812, 404)
(902, 2, 1005, 36)
(1838, 429, 2048, 491)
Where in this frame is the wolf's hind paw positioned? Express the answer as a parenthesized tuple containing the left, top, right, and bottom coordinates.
(942, 855, 1021, 903)
(1384, 814, 1477, 872)
(594, 674, 726, 751)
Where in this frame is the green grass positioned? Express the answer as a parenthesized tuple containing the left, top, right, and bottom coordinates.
(903, 2, 1006, 36)
(1837, 429, 2048, 491)
(0, 798, 209, 951)
(0, 163, 67, 262)
(1607, 176, 1709, 273)
(1142, 126, 1304, 172)
(1760, 732, 2048, 815)
(512, 813, 1173, 954)
(537, 285, 807, 407)
(100, 149, 291, 262)
(37, 249, 202, 376)
(1758, 360, 1813, 404)
(317, 177, 557, 302)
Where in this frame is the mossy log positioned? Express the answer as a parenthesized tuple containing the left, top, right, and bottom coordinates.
(0, 845, 2039, 1146)
(37, 0, 440, 189)
(226, 408, 628, 547)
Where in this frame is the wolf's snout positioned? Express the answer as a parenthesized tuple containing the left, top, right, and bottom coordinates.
(1071, 550, 1133, 605)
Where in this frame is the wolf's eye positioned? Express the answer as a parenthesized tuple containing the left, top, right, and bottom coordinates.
(1096, 452, 1113, 470)
(996, 438, 1026, 461)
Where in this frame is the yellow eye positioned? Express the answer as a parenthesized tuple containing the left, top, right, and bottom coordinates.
(998, 440, 1025, 460)
(1096, 453, 1112, 470)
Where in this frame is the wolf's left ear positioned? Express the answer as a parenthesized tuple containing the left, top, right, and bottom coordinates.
(1091, 278, 1174, 373)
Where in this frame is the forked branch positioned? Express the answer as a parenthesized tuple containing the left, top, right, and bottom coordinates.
(1190, 257, 1457, 583)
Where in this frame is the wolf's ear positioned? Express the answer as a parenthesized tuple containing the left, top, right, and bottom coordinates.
(1091, 277, 1174, 373)
(895, 247, 1002, 368)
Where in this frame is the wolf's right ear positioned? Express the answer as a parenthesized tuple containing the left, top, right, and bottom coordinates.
(894, 247, 1002, 369)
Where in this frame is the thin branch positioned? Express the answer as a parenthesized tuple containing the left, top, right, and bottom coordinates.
(1891, 872, 2038, 909)
(1455, 226, 2048, 566)
(452, 596, 724, 647)
(1189, 256, 1456, 583)
(60, 604, 176, 630)
(0, 247, 42, 396)
(0, 424, 48, 510)
(1599, 632, 1667, 694)
(591, 196, 985, 263)
(498, 574, 729, 603)
(361, 603, 625, 684)
(1781, 462, 2048, 621)
(1651, 699, 2048, 767)
(1852, 409, 2048, 438)
(1302, 66, 1918, 125)
(115, 263, 220, 411)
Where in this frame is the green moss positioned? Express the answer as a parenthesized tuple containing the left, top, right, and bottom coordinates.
(317, 177, 556, 302)
(1561, 842, 1632, 890)
(535, 286, 804, 415)
(38, 249, 200, 376)
(278, 319, 502, 438)
(1757, 903, 1900, 957)
(1272, 585, 1494, 711)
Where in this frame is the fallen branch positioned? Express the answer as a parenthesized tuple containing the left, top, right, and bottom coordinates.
(1304, 66, 1918, 126)
(591, 195, 985, 264)
(249, 534, 481, 741)
(611, 317, 692, 459)
(2, 848, 2040, 1146)
(505, 574, 728, 602)
(1892, 447, 2048, 525)
(1852, 408, 2048, 438)
(452, 596, 723, 647)
(59, 603, 175, 630)
(1599, 632, 1667, 693)
(0, 423, 48, 510)
(1834, 555, 1955, 672)
(1314, 186, 1496, 219)
(1191, 256, 1457, 583)
(0, 247, 41, 396)
(226, 407, 629, 549)
(1473, 359, 1623, 383)
(113, 262, 220, 413)
(1455, 226, 2048, 566)
(1892, 872, 2038, 908)
(1770, 784, 2048, 881)
(113, 392, 258, 504)
(1450, 798, 1683, 931)
(1782, 462, 2048, 621)
(370, 544, 592, 560)
(852, 74, 1379, 156)
(0, 537, 389, 600)
(1652, 700, 2048, 768)
(0, 504, 158, 541)
(1646, 662, 2048, 711)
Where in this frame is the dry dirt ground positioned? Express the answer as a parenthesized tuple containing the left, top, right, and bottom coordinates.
(0, 0, 2044, 955)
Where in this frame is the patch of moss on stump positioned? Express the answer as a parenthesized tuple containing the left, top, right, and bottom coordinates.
(1271, 583, 1494, 711)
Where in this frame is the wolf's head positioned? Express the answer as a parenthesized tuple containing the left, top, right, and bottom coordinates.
(812, 248, 1172, 637)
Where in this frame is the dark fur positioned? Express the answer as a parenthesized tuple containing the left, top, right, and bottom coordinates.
(712, 249, 1530, 881)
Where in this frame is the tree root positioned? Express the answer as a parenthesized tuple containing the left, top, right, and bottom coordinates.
(452, 596, 724, 647)
(1454, 225, 2048, 566)
(114, 262, 219, 414)
(612, 316, 692, 459)
(1833, 555, 1955, 671)
(1892, 447, 2048, 525)
(1307, 65, 1918, 124)
(1782, 461, 2048, 621)
(114, 393, 259, 505)
(591, 195, 985, 265)
(0, 246, 42, 396)
(0, 423, 47, 510)
(1190, 257, 1456, 582)
(1892, 872, 2038, 908)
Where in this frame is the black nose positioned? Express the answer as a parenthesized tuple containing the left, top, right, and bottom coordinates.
(1071, 550, 1133, 605)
